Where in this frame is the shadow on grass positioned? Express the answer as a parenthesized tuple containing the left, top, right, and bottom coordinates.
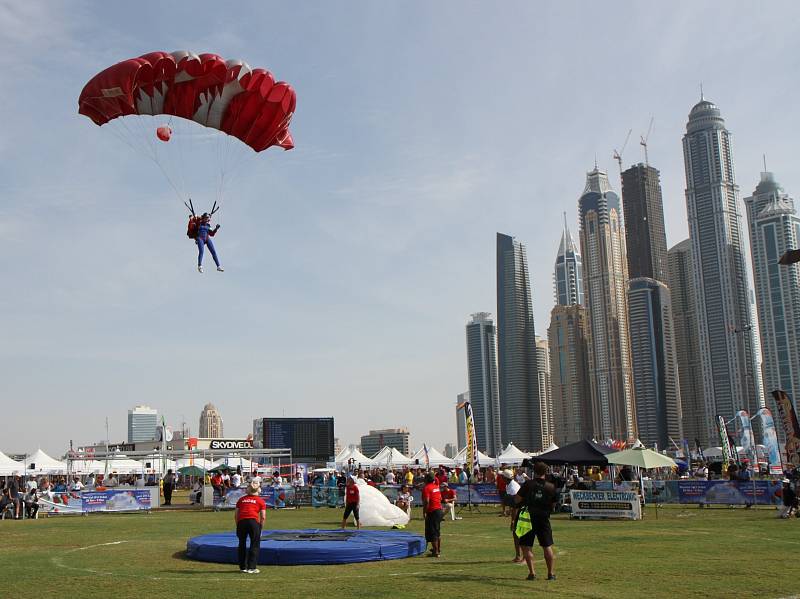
(172, 550, 191, 561)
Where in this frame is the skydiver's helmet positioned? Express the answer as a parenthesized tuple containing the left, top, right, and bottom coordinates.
(201, 212, 211, 223)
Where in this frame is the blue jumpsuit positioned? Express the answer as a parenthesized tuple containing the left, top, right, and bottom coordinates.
(196, 222, 221, 267)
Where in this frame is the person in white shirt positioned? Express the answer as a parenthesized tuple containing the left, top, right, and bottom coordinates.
(292, 473, 305, 488)
(506, 475, 522, 563)
(105, 474, 119, 488)
(221, 472, 231, 489)
(272, 471, 283, 487)
(25, 476, 38, 493)
(385, 471, 395, 485)
(69, 477, 84, 492)
(86, 474, 96, 489)
(134, 476, 145, 489)
(231, 472, 242, 489)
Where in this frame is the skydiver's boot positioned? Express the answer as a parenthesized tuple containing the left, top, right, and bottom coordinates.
(217, 266, 224, 272)
(198, 265, 203, 273)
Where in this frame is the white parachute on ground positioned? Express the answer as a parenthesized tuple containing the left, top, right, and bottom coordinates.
(355, 479, 410, 528)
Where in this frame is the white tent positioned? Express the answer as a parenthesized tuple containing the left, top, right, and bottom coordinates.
(69, 459, 107, 474)
(104, 457, 146, 474)
(334, 446, 373, 469)
(541, 442, 559, 454)
(25, 449, 67, 474)
(495, 443, 531, 466)
(410, 446, 453, 468)
(139, 455, 177, 474)
(702, 446, 745, 459)
(0, 451, 24, 476)
(453, 447, 493, 467)
(371, 446, 413, 467)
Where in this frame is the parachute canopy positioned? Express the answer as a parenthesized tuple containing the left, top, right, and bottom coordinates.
(78, 51, 295, 152)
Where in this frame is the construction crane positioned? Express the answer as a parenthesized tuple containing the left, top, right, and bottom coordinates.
(612, 128, 633, 175)
(640, 116, 654, 166)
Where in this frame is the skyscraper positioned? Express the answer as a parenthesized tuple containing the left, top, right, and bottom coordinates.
(683, 98, 763, 437)
(578, 167, 636, 441)
(621, 163, 669, 282)
(554, 216, 584, 306)
(496, 233, 545, 452)
(199, 403, 224, 438)
(548, 304, 592, 445)
(465, 313, 502, 455)
(627, 278, 683, 449)
(744, 172, 800, 417)
(127, 405, 158, 443)
(668, 239, 708, 446)
(455, 394, 468, 450)
(535, 336, 553, 447)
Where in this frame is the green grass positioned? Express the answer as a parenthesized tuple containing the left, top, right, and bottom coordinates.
(0, 504, 797, 598)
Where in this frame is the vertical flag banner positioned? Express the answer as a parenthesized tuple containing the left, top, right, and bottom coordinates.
(423, 444, 430, 469)
(718, 416, 733, 472)
(772, 389, 800, 467)
(736, 410, 756, 471)
(464, 401, 479, 475)
(755, 408, 784, 475)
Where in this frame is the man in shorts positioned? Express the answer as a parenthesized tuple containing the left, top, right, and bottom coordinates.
(341, 476, 360, 529)
(422, 473, 443, 557)
(515, 461, 557, 581)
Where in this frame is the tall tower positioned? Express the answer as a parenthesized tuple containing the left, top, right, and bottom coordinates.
(554, 216, 585, 306)
(627, 278, 683, 449)
(548, 304, 592, 444)
(199, 403, 224, 438)
(621, 164, 669, 282)
(535, 336, 554, 447)
(496, 233, 545, 452)
(744, 172, 800, 418)
(683, 98, 763, 437)
(127, 405, 158, 443)
(578, 167, 636, 441)
(668, 239, 708, 446)
(465, 313, 502, 455)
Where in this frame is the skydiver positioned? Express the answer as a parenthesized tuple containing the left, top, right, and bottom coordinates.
(193, 212, 223, 273)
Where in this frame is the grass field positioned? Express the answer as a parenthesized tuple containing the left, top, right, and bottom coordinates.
(1, 503, 797, 599)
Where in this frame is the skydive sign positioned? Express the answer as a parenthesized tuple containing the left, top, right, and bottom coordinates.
(209, 440, 252, 450)
(570, 490, 642, 520)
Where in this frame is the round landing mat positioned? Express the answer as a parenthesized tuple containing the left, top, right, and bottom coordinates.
(186, 528, 427, 566)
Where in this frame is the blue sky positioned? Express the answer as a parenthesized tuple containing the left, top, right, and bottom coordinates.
(2, 1, 800, 456)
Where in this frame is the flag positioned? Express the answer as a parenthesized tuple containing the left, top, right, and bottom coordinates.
(736, 410, 756, 472)
(773, 389, 800, 467)
(755, 407, 783, 475)
(423, 444, 430, 469)
(464, 401, 479, 475)
(718, 416, 733, 472)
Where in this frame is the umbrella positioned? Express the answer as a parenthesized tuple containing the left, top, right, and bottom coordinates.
(606, 447, 678, 469)
(178, 466, 206, 477)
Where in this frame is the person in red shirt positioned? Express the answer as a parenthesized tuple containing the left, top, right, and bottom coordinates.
(234, 481, 266, 574)
(422, 473, 444, 557)
(341, 476, 361, 529)
(211, 472, 225, 501)
(496, 469, 509, 516)
(440, 481, 458, 521)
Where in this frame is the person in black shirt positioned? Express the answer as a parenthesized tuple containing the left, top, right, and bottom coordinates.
(515, 462, 557, 581)
(780, 479, 798, 519)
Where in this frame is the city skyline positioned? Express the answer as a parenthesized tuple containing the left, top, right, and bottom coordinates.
(4, 3, 800, 455)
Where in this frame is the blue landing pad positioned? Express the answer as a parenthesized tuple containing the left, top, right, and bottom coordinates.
(186, 529, 427, 566)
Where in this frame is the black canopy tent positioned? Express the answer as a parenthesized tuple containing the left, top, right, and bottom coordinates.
(524, 440, 615, 467)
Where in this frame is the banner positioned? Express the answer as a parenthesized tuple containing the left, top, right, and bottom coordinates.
(213, 486, 291, 509)
(755, 408, 783, 475)
(673, 480, 781, 506)
(82, 489, 151, 512)
(569, 490, 641, 520)
(718, 415, 734, 471)
(773, 389, 800, 467)
(464, 401, 479, 474)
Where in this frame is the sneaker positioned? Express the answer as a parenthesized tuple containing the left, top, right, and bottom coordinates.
(248, 569, 260, 574)
(547, 574, 556, 581)
(217, 266, 224, 272)
(526, 574, 536, 581)
(198, 265, 203, 273)
(240, 569, 248, 573)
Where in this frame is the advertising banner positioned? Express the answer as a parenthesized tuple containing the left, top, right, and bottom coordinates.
(569, 490, 641, 520)
(736, 410, 756, 471)
(82, 489, 151, 512)
(213, 486, 291, 509)
(311, 485, 343, 508)
(674, 480, 781, 505)
(464, 401, 479, 473)
(755, 408, 784, 475)
(718, 415, 734, 471)
(773, 389, 800, 467)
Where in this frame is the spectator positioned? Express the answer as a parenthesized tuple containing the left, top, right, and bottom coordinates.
(105, 473, 119, 488)
(231, 469, 242, 489)
(441, 481, 458, 521)
(24, 487, 39, 519)
(162, 469, 176, 506)
(341, 476, 361, 529)
(396, 484, 413, 516)
(497, 470, 511, 517)
(25, 475, 38, 494)
(385, 470, 395, 485)
(9, 476, 22, 519)
(190, 480, 203, 505)
(404, 469, 415, 487)
(506, 473, 522, 562)
(778, 479, 797, 519)
(515, 462, 557, 581)
(235, 481, 267, 574)
(70, 477, 84, 492)
(211, 472, 225, 500)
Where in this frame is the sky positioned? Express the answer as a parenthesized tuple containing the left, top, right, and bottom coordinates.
(2, 1, 800, 457)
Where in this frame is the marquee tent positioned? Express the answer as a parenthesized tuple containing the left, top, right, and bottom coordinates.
(541, 443, 559, 454)
(25, 449, 68, 474)
(103, 457, 147, 474)
(453, 447, 493, 467)
(409, 446, 453, 468)
(69, 459, 108, 474)
(334, 446, 373, 469)
(211, 457, 255, 472)
(532, 440, 614, 466)
(0, 451, 24, 475)
(496, 443, 531, 466)
(139, 456, 178, 474)
(175, 457, 214, 472)
(371, 446, 413, 468)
